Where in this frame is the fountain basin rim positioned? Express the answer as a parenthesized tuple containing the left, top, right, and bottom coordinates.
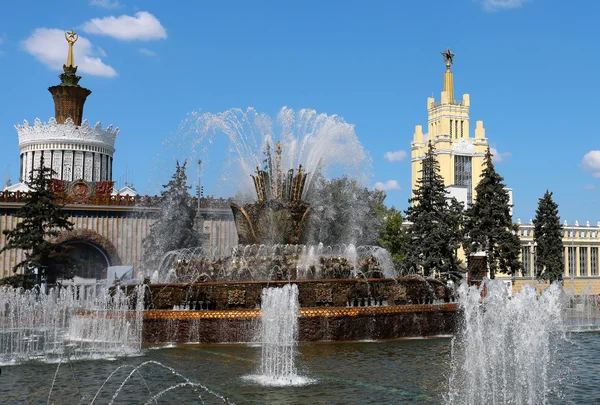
(143, 303, 459, 320)
(145, 277, 440, 288)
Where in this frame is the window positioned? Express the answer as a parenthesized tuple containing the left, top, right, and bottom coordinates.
(592, 247, 598, 276)
(580, 231, 586, 238)
(568, 246, 576, 276)
(450, 120, 453, 138)
(460, 121, 464, 138)
(521, 246, 531, 276)
(454, 155, 473, 205)
(580, 247, 588, 276)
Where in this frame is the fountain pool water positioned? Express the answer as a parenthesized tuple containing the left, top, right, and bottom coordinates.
(446, 280, 567, 404)
(244, 284, 313, 386)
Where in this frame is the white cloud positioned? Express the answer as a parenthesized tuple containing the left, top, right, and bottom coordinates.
(490, 147, 511, 163)
(584, 184, 596, 190)
(139, 47, 157, 57)
(476, 0, 531, 12)
(82, 12, 167, 41)
(22, 28, 117, 78)
(89, 0, 121, 9)
(582, 150, 600, 178)
(384, 150, 407, 162)
(374, 180, 401, 192)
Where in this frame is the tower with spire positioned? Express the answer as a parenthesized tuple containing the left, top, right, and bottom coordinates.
(9, 31, 118, 191)
(410, 49, 490, 207)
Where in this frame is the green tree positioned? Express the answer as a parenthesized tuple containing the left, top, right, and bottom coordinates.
(0, 157, 76, 285)
(533, 191, 564, 282)
(404, 141, 464, 281)
(378, 207, 407, 269)
(303, 175, 386, 246)
(463, 148, 521, 279)
(142, 161, 201, 272)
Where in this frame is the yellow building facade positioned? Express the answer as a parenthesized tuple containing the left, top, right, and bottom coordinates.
(511, 220, 600, 295)
(411, 50, 600, 295)
(411, 49, 489, 207)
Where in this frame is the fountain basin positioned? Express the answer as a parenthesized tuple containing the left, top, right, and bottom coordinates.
(141, 278, 458, 343)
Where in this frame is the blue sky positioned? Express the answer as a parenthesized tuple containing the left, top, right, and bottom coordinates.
(0, 0, 598, 224)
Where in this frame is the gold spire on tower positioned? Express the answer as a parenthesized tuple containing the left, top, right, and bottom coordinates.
(441, 48, 455, 104)
(49, 30, 91, 125)
(65, 30, 78, 67)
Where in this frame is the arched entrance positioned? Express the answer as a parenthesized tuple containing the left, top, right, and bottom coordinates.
(54, 229, 122, 281)
(63, 240, 111, 280)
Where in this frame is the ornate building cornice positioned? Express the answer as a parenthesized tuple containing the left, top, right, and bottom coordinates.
(452, 138, 475, 155)
(15, 117, 118, 151)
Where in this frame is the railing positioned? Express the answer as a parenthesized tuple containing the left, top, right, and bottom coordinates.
(0, 190, 234, 209)
(432, 99, 466, 107)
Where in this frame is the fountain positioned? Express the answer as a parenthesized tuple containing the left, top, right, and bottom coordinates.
(155, 243, 396, 283)
(141, 109, 458, 346)
(564, 283, 600, 331)
(446, 280, 567, 404)
(231, 141, 311, 245)
(243, 284, 312, 386)
(0, 285, 145, 365)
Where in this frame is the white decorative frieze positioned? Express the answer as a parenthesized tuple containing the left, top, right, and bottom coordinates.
(94, 153, 101, 181)
(15, 117, 118, 151)
(52, 150, 63, 180)
(26, 152, 33, 181)
(452, 138, 475, 155)
(63, 151, 73, 181)
(101, 154, 107, 181)
(74, 151, 83, 180)
(43, 150, 51, 171)
(33, 151, 41, 171)
(84, 152, 93, 181)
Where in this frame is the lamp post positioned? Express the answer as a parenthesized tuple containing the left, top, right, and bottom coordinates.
(532, 241, 537, 281)
(570, 222, 575, 293)
(527, 242, 533, 282)
(196, 160, 202, 211)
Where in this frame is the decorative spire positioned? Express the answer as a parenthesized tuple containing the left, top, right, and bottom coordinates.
(48, 30, 92, 125)
(57, 30, 84, 87)
(65, 30, 78, 67)
(441, 48, 455, 104)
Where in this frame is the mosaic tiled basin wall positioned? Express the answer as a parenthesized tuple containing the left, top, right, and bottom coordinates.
(141, 278, 459, 343)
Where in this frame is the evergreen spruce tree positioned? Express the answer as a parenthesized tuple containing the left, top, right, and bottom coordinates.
(533, 191, 564, 282)
(378, 207, 407, 270)
(463, 148, 521, 278)
(0, 157, 75, 285)
(142, 161, 201, 272)
(404, 142, 464, 281)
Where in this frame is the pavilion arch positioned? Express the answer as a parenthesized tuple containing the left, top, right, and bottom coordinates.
(55, 228, 122, 267)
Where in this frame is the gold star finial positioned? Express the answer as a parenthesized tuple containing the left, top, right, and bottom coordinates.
(441, 48, 455, 68)
(65, 30, 79, 67)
